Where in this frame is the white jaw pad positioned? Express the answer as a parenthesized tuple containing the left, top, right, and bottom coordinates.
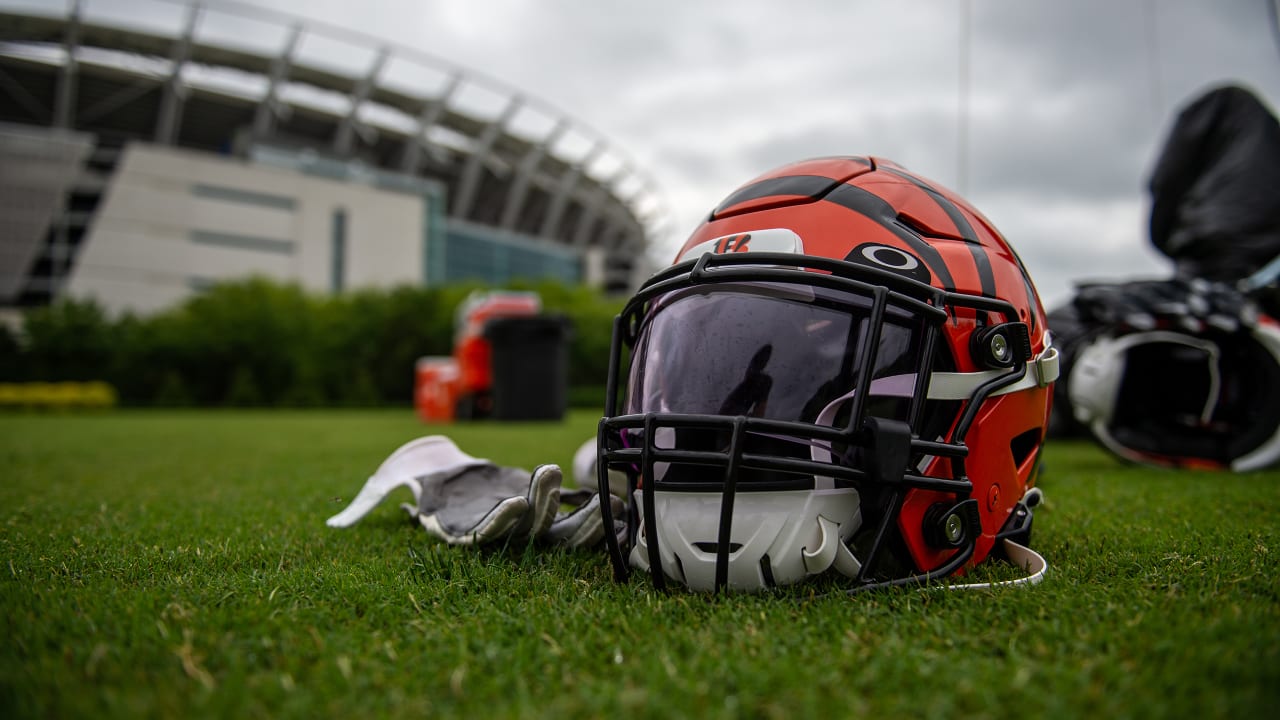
(631, 488, 862, 592)
(326, 435, 490, 528)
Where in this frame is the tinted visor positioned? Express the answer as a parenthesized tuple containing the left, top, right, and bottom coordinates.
(628, 283, 926, 422)
(622, 282, 928, 485)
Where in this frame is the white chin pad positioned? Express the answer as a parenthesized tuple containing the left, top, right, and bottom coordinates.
(630, 488, 861, 592)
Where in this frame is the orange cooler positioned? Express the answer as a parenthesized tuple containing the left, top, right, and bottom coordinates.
(414, 356, 460, 422)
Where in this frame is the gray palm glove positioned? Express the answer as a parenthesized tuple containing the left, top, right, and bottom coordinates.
(326, 435, 612, 548)
(409, 462, 561, 544)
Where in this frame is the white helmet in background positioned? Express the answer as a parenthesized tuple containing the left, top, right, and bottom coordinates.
(1069, 321, 1280, 471)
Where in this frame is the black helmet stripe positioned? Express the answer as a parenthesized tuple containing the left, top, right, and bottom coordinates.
(1006, 244, 1042, 332)
(823, 184, 956, 291)
(711, 175, 844, 218)
(882, 167, 997, 299)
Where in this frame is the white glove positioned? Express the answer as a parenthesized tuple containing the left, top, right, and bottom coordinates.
(328, 435, 615, 549)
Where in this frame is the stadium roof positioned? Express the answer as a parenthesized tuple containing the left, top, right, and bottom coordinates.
(0, 0, 667, 255)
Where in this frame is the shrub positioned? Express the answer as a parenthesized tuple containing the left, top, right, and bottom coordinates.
(5, 278, 626, 407)
(0, 381, 118, 410)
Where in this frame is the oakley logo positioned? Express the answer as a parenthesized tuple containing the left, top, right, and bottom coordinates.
(847, 242, 932, 284)
(861, 244, 920, 270)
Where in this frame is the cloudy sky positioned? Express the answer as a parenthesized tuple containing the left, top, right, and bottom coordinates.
(17, 0, 1280, 308)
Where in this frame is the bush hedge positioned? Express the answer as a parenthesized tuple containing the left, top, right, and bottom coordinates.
(0, 277, 625, 408)
(0, 381, 118, 410)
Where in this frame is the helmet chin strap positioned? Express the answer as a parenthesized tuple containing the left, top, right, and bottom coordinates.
(811, 344, 1061, 429)
(941, 538, 1048, 590)
(934, 486, 1048, 590)
(806, 345, 1061, 486)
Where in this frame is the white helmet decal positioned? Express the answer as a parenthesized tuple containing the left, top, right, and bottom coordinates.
(677, 228, 805, 262)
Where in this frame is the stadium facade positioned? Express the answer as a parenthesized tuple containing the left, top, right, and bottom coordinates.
(0, 0, 663, 317)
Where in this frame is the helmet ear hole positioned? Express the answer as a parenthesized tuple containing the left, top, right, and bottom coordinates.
(1010, 428, 1042, 470)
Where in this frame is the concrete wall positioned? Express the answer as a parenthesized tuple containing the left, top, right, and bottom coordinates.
(66, 143, 427, 316)
(0, 123, 94, 301)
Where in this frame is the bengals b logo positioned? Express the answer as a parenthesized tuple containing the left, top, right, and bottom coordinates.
(714, 234, 751, 253)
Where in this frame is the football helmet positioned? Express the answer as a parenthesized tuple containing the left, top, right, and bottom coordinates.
(1059, 279, 1280, 471)
(596, 156, 1058, 593)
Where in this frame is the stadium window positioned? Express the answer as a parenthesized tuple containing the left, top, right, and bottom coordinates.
(189, 230, 294, 255)
(190, 183, 296, 211)
(331, 208, 347, 293)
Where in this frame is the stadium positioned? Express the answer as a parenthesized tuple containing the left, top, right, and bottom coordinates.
(0, 0, 664, 318)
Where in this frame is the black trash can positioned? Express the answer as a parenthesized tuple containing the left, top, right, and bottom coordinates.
(483, 315, 572, 421)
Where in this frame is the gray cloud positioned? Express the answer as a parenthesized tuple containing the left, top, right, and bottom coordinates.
(28, 0, 1276, 308)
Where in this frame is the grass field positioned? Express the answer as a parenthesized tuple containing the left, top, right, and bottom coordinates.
(2, 409, 1278, 718)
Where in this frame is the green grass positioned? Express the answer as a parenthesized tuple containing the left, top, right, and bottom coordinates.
(1, 409, 1278, 719)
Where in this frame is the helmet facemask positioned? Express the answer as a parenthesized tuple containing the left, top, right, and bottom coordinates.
(597, 251, 1046, 593)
